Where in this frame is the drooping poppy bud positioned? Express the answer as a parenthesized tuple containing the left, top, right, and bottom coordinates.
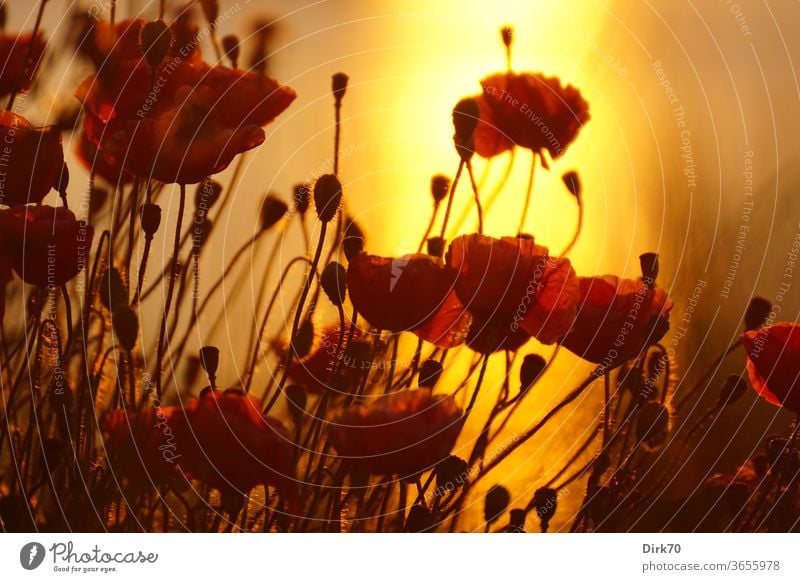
(435, 455, 468, 493)
(112, 305, 138, 351)
(293, 183, 310, 215)
(452, 97, 480, 161)
(222, 34, 240, 68)
(520, 353, 546, 394)
(427, 236, 445, 258)
(291, 318, 315, 359)
(261, 193, 288, 231)
(139, 19, 172, 69)
(140, 203, 161, 237)
(532, 487, 558, 532)
(744, 296, 772, 331)
(313, 174, 342, 223)
(639, 252, 659, 287)
(320, 261, 347, 307)
(484, 484, 510, 527)
(562, 170, 581, 198)
(199, 346, 220, 389)
(717, 374, 747, 407)
(430, 174, 450, 205)
(635, 402, 670, 450)
(100, 266, 128, 312)
(419, 359, 444, 388)
(332, 72, 349, 103)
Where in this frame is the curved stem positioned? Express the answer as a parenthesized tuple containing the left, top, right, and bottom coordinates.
(439, 160, 465, 240)
(517, 151, 536, 235)
(465, 161, 484, 234)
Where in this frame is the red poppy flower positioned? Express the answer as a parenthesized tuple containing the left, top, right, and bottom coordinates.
(0, 32, 45, 97)
(446, 234, 579, 346)
(0, 205, 93, 287)
(347, 252, 472, 347)
(75, 18, 296, 184)
(102, 390, 296, 498)
(327, 389, 463, 476)
(560, 275, 673, 365)
(281, 324, 363, 393)
(75, 115, 133, 185)
(741, 323, 800, 414)
(0, 111, 64, 206)
(472, 72, 590, 159)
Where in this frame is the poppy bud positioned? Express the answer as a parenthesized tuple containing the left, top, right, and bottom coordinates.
(139, 19, 173, 70)
(293, 183, 310, 215)
(427, 236, 445, 258)
(744, 296, 772, 331)
(639, 252, 659, 287)
(285, 384, 307, 422)
(140, 203, 161, 237)
(404, 503, 432, 532)
(435, 455, 468, 492)
(100, 267, 128, 312)
(501, 26, 513, 49)
(199, 345, 220, 389)
(112, 305, 138, 351)
(561, 170, 581, 198)
(430, 174, 450, 205)
(419, 359, 444, 388)
(261, 193, 288, 231)
(484, 484, 510, 527)
(520, 353, 546, 394)
(342, 236, 364, 261)
(313, 174, 343, 223)
(332, 72, 349, 103)
(532, 487, 558, 532)
(635, 401, 670, 449)
(195, 179, 223, 210)
(55, 162, 69, 197)
(320, 261, 347, 307)
(452, 98, 480, 161)
(507, 508, 526, 532)
(343, 215, 364, 242)
(222, 34, 240, 68)
(199, 0, 219, 26)
(717, 374, 747, 407)
(291, 319, 315, 359)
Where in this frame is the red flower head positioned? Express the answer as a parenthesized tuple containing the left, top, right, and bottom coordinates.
(561, 275, 673, 366)
(281, 323, 363, 393)
(76, 18, 296, 184)
(327, 389, 463, 477)
(75, 116, 133, 185)
(0, 111, 64, 206)
(0, 32, 46, 97)
(102, 390, 296, 499)
(0, 205, 93, 287)
(741, 323, 800, 414)
(472, 72, 590, 159)
(446, 234, 579, 347)
(347, 252, 472, 347)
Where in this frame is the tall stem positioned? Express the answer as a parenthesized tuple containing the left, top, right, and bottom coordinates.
(439, 160, 465, 240)
(466, 161, 484, 234)
(517, 151, 537, 235)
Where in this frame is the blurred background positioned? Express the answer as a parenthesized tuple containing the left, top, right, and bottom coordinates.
(6, 0, 800, 530)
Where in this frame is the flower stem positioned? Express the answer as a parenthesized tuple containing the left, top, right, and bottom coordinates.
(439, 160, 465, 240)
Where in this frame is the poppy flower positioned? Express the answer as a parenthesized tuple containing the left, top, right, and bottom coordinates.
(446, 234, 579, 346)
(0, 205, 93, 287)
(327, 389, 463, 477)
(0, 32, 45, 97)
(281, 324, 363, 393)
(347, 252, 472, 347)
(0, 111, 64, 206)
(472, 72, 590, 159)
(560, 275, 673, 366)
(102, 390, 296, 499)
(741, 322, 800, 414)
(75, 115, 133, 185)
(75, 18, 296, 184)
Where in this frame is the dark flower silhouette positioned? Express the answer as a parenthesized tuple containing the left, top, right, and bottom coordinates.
(328, 388, 462, 476)
(0, 31, 45, 97)
(560, 275, 672, 365)
(472, 72, 589, 159)
(347, 252, 472, 347)
(741, 322, 800, 414)
(0, 111, 64, 206)
(0, 205, 93, 287)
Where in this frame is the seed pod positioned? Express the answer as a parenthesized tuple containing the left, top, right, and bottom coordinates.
(635, 401, 670, 449)
(419, 359, 444, 388)
(291, 319, 315, 359)
(561, 170, 581, 198)
(313, 174, 343, 223)
(100, 266, 128, 311)
(342, 236, 364, 261)
(427, 236, 445, 258)
(321, 261, 347, 307)
(140, 19, 173, 69)
(285, 384, 307, 422)
(435, 455, 468, 492)
(520, 354, 546, 394)
(261, 193, 288, 231)
(195, 179, 223, 210)
(199, 346, 220, 388)
(639, 252, 659, 287)
(744, 296, 772, 331)
(484, 485, 510, 527)
(140, 203, 162, 237)
(404, 503, 432, 532)
(199, 0, 219, 26)
(532, 487, 558, 533)
(717, 374, 747, 407)
(112, 305, 138, 351)
(500, 26, 513, 49)
(222, 34, 240, 68)
(293, 183, 310, 215)
(430, 174, 450, 205)
(332, 72, 349, 102)
(506, 508, 526, 532)
(452, 97, 480, 161)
